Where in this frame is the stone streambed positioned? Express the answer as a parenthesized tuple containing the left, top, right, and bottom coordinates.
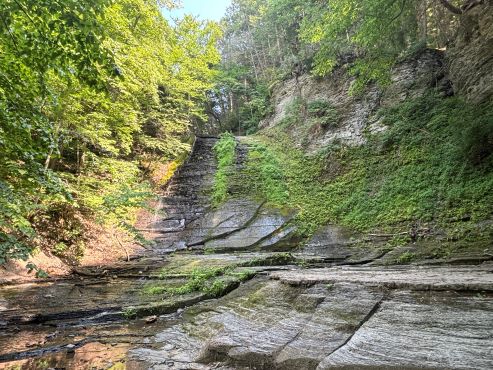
(1, 137, 492, 369)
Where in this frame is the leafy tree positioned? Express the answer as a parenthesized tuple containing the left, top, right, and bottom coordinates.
(0, 0, 114, 262)
(0, 0, 221, 264)
(217, 0, 487, 109)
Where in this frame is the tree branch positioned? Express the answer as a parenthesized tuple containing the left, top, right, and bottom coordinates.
(0, 15, 19, 52)
(390, 0, 407, 23)
(438, 0, 485, 14)
(438, 0, 464, 14)
(461, 0, 485, 12)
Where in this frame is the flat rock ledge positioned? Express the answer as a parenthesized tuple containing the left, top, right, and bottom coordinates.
(129, 266, 493, 370)
(270, 265, 493, 292)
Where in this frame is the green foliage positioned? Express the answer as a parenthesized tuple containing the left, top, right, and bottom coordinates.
(307, 100, 340, 129)
(122, 307, 138, 319)
(397, 251, 416, 264)
(276, 97, 340, 144)
(218, 0, 460, 106)
(278, 98, 304, 128)
(212, 133, 237, 205)
(245, 94, 493, 242)
(240, 252, 295, 267)
(240, 143, 289, 205)
(209, 65, 272, 134)
(26, 262, 49, 279)
(65, 156, 155, 244)
(300, 0, 420, 89)
(0, 0, 222, 264)
(147, 265, 254, 298)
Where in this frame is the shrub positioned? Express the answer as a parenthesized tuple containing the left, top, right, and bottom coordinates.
(307, 100, 340, 127)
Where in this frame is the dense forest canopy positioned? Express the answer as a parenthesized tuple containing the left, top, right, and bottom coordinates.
(211, 0, 484, 134)
(0, 0, 220, 265)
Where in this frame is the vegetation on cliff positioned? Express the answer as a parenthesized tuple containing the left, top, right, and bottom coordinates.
(213, 93, 492, 257)
(1, 0, 491, 269)
(211, 0, 488, 133)
(207, 0, 492, 256)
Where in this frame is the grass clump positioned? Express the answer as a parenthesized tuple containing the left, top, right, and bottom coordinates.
(122, 307, 138, 319)
(397, 251, 416, 264)
(212, 132, 237, 206)
(146, 265, 255, 298)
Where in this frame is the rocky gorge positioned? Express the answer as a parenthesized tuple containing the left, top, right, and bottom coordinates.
(1, 2, 493, 369)
(0, 136, 491, 370)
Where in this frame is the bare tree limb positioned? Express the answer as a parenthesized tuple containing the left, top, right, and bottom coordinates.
(438, 0, 485, 15)
(461, 0, 485, 12)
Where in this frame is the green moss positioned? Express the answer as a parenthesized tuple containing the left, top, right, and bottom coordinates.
(234, 142, 289, 205)
(244, 289, 267, 307)
(122, 307, 137, 319)
(212, 132, 237, 206)
(397, 251, 417, 264)
(146, 265, 255, 298)
(143, 286, 168, 295)
(239, 252, 296, 267)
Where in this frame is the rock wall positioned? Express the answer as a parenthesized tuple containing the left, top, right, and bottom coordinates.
(260, 49, 449, 151)
(447, 0, 493, 104)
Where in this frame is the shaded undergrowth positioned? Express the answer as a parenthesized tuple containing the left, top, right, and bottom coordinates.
(231, 94, 493, 255)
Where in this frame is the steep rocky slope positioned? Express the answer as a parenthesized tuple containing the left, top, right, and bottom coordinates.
(260, 2, 493, 150)
(252, 4, 493, 263)
(260, 49, 451, 151)
(448, 0, 493, 103)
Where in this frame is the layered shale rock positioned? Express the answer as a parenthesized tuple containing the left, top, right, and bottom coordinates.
(447, 0, 493, 103)
(130, 266, 493, 370)
(259, 50, 450, 151)
(1, 137, 492, 369)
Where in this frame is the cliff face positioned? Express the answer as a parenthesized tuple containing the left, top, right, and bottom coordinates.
(260, 2, 492, 150)
(260, 49, 449, 151)
(447, 0, 493, 103)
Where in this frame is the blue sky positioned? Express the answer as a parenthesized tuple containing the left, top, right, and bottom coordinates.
(165, 0, 232, 21)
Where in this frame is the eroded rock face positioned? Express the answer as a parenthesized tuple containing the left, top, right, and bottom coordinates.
(318, 290, 493, 370)
(130, 279, 384, 370)
(271, 265, 493, 292)
(259, 50, 449, 151)
(182, 199, 264, 247)
(447, 0, 493, 103)
(203, 207, 295, 252)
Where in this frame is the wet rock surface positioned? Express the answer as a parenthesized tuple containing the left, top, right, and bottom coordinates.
(1, 137, 492, 369)
(129, 273, 493, 370)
